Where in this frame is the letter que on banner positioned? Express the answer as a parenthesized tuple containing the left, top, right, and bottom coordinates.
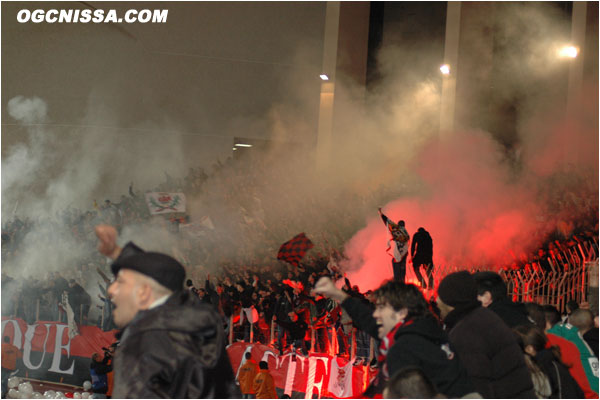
(1, 318, 117, 385)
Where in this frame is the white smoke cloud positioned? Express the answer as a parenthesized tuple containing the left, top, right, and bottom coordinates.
(7, 96, 47, 124)
(1, 3, 596, 300)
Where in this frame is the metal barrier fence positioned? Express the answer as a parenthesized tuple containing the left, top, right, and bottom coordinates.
(436, 238, 599, 314)
(228, 239, 599, 355)
(228, 315, 377, 361)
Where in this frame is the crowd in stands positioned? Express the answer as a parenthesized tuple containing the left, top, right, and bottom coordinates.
(1, 152, 598, 398)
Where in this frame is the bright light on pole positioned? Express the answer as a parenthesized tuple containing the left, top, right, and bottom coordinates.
(558, 45, 579, 58)
(440, 64, 450, 75)
(319, 74, 329, 81)
(234, 143, 252, 148)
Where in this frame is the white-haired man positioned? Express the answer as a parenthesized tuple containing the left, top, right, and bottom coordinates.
(96, 225, 239, 398)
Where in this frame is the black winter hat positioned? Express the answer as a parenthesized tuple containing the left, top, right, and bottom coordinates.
(111, 252, 185, 293)
(437, 271, 477, 307)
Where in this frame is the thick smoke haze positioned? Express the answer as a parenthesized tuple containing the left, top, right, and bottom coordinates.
(2, 3, 597, 298)
(337, 3, 598, 291)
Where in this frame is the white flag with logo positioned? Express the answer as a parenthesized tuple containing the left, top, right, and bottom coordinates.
(327, 357, 354, 398)
(145, 192, 186, 215)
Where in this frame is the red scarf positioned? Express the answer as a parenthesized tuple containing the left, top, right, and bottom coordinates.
(378, 319, 413, 379)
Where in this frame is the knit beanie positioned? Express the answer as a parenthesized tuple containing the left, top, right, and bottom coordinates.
(438, 271, 478, 307)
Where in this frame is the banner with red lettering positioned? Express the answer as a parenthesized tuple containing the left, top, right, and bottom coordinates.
(227, 342, 377, 398)
(1, 318, 118, 385)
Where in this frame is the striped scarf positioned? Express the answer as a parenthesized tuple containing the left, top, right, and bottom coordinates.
(378, 319, 413, 378)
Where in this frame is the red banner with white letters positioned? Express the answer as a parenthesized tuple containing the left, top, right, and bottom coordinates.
(2, 318, 377, 397)
(227, 342, 377, 398)
(1, 318, 117, 385)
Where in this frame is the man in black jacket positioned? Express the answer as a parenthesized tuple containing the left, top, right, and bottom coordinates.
(95, 225, 239, 398)
(410, 227, 434, 289)
(313, 276, 475, 398)
(437, 271, 535, 398)
(472, 270, 533, 328)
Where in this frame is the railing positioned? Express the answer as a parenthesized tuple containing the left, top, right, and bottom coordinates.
(227, 314, 377, 361)
(435, 239, 598, 314)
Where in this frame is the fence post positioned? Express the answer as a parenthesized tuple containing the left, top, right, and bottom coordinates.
(369, 337, 375, 363)
(330, 326, 337, 357)
(101, 304, 105, 330)
(310, 328, 315, 352)
(250, 321, 254, 343)
(229, 315, 234, 345)
(36, 299, 40, 322)
(350, 328, 356, 361)
(80, 304, 83, 325)
(587, 260, 599, 316)
(270, 317, 275, 345)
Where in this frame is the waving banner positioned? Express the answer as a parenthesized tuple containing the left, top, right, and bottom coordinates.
(145, 192, 186, 215)
(1, 318, 118, 386)
(277, 233, 314, 267)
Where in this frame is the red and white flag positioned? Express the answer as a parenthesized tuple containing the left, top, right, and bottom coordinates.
(145, 192, 186, 215)
(327, 357, 354, 398)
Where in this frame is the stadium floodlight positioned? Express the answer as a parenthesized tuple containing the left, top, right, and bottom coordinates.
(440, 64, 451, 75)
(234, 143, 252, 148)
(558, 45, 579, 58)
(320, 74, 329, 81)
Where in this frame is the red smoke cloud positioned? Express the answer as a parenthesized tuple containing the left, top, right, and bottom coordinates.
(341, 130, 549, 292)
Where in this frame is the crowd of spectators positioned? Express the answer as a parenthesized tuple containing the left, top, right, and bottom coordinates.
(1, 152, 598, 393)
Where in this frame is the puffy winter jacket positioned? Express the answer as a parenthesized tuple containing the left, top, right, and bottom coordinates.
(443, 302, 535, 398)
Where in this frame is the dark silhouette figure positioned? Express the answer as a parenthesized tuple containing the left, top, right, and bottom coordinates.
(411, 228, 434, 289)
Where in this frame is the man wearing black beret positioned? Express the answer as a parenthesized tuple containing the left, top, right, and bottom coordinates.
(95, 225, 240, 399)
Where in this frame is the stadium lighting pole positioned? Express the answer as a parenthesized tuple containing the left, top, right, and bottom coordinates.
(439, 2, 461, 135)
(315, 2, 340, 173)
(565, 2, 586, 119)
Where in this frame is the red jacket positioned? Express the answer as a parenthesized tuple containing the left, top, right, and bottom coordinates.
(547, 333, 598, 399)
